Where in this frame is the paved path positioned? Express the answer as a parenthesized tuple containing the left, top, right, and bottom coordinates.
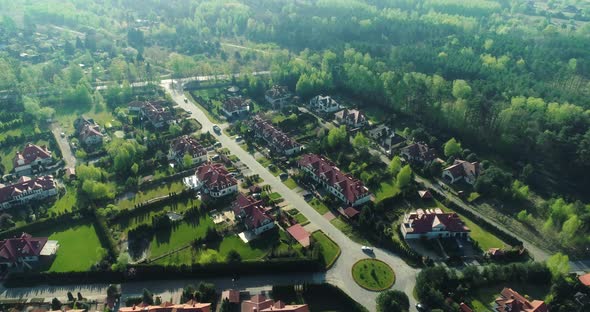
(166, 84, 419, 312)
(50, 123, 76, 168)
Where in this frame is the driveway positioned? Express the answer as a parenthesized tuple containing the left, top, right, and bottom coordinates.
(50, 123, 76, 168)
(165, 83, 419, 312)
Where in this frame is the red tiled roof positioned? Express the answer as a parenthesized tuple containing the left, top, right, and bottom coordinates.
(129, 100, 175, 125)
(119, 300, 211, 312)
(342, 207, 360, 219)
(0, 175, 56, 204)
(405, 209, 470, 234)
(286, 224, 310, 248)
(223, 97, 250, 113)
(459, 303, 473, 312)
(221, 289, 240, 303)
(242, 295, 274, 312)
(170, 135, 206, 159)
(196, 163, 237, 191)
(251, 116, 301, 152)
(495, 288, 547, 312)
(444, 160, 481, 179)
(334, 108, 366, 126)
(298, 154, 370, 204)
(13, 143, 52, 168)
(79, 123, 104, 142)
(579, 273, 590, 287)
(232, 193, 273, 229)
(0, 233, 48, 263)
(261, 301, 309, 312)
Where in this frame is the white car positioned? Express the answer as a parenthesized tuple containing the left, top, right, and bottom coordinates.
(361, 246, 373, 253)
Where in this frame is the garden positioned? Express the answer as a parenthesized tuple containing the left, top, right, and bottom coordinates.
(311, 231, 340, 268)
(352, 259, 396, 291)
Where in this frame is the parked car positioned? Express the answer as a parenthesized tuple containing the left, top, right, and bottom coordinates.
(416, 303, 428, 311)
(214, 142, 222, 148)
(60, 132, 65, 138)
(211, 154, 220, 161)
(361, 246, 373, 253)
(235, 136, 243, 142)
(213, 125, 221, 134)
(184, 98, 188, 103)
(279, 172, 289, 180)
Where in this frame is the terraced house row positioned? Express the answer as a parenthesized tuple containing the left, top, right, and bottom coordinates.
(250, 115, 304, 156)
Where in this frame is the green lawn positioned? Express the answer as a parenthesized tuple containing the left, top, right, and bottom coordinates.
(256, 156, 272, 168)
(185, 91, 223, 124)
(309, 198, 330, 214)
(149, 215, 215, 258)
(374, 181, 400, 203)
(331, 217, 370, 245)
(269, 192, 282, 201)
(0, 139, 50, 172)
(47, 185, 78, 215)
(467, 284, 550, 312)
(0, 123, 36, 141)
(55, 106, 120, 135)
(33, 222, 104, 272)
(294, 213, 309, 225)
(117, 181, 185, 210)
(312, 231, 341, 268)
(115, 198, 201, 233)
(352, 259, 395, 291)
(283, 178, 298, 189)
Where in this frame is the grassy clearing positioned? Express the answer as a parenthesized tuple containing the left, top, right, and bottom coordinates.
(116, 181, 185, 210)
(0, 124, 36, 141)
(283, 178, 298, 189)
(309, 198, 330, 215)
(48, 185, 78, 215)
(0, 139, 50, 172)
(352, 259, 395, 291)
(374, 180, 400, 203)
(149, 215, 215, 258)
(55, 107, 120, 135)
(33, 222, 104, 272)
(312, 231, 341, 268)
(331, 217, 370, 245)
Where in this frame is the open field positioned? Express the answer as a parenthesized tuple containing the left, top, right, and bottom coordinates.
(33, 222, 104, 272)
(149, 215, 215, 258)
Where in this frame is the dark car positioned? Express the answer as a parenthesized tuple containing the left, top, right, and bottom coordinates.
(213, 125, 221, 134)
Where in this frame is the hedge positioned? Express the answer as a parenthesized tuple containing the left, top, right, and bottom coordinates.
(4, 259, 324, 287)
(0, 211, 86, 239)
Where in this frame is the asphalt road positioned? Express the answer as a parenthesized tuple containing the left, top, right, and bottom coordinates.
(165, 84, 419, 312)
(50, 123, 76, 168)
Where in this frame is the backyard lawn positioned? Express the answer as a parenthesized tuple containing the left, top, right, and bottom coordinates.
(0, 138, 50, 172)
(352, 259, 395, 291)
(293, 213, 309, 225)
(312, 231, 341, 268)
(117, 181, 185, 210)
(374, 181, 400, 203)
(309, 198, 330, 215)
(33, 222, 104, 272)
(47, 185, 78, 215)
(149, 215, 215, 258)
(331, 217, 370, 245)
(283, 178, 298, 189)
(114, 197, 201, 233)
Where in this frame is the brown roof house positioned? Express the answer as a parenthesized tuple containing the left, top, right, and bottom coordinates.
(183, 163, 238, 198)
(400, 142, 437, 164)
(334, 108, 367, 129)
(13, 143, 53, 176)
(494, 288, 547, 312)
(129, 100, 176, 129)
(0, 233, 59, 269)
(168, 135, 207, 165)
(265, 85, 292, 109)
(442, 160, 481, 185)
(0, 175, 58, 209)
(250, 115, 303, 156)
(241, 294, 309, 312)
(286, 224, 311, 248)
(400, 208, 470, 240)
(74, 116, 104, 146)
(119, 300, 211, 312)
(298, 154, 371, 207)
(222, 97, 250, 118)
(232, 193, 275, 236)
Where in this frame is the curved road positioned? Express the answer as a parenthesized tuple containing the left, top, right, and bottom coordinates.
(165, 83, 419, 311)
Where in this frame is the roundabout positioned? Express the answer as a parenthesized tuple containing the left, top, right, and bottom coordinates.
(352, 258, 396, 291)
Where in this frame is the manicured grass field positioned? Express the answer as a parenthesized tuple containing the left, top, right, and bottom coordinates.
(283, 178, 298, 189)
(55, 107, 120, 135)
(33, 222, 104, 272)
(268, 192, 282, 201)
(47, 185, 78, 215)
(115, 198, 201, 232)
(312, 231, 341, 268)
(309, 198, 330, 214)
(374, 181, 400, 203)
(294, 213, 309, 225)
(117, 181, 185, 210)
(331, 217, 370, 245)
(0, 139, 49, 172)
(149, 215, 215, 258)
(352, 259, 395, 291)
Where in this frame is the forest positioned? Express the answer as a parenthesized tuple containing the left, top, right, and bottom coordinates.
(1, 0, 590, 251)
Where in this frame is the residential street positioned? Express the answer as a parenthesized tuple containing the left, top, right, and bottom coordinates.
(50, 123, 76, 168)
(165, 83, 420, 312)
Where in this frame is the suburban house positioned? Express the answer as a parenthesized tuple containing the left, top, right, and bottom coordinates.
(168, 135, 207, 165)
(459, 303, 473, 312)
(74, 116, 104, 146)
(494, 288, 547, 312)
(242, 294, 309, 312)
(183, 163, 238, 198)
(232, 193, 275, 235)
(221, 289, 240, 304)
(250, 115, 303, 156)
(0, 233, 59, 269)
(442, 159, 481, 185)
(579, 272, 590, 287)
(334, 108, 367, 128)
(298, 154, 372, 207)
(265, 85, 291, 109)
(309, 95, 341, 113)
(401, 208, 470, 239)
(400, 142, 437, 164)
(119, 300, 211, 312)
(128, 100, 176, 128)
(0, 176, 58, 210)
(222, 96, 251, 118)
(13, 143, 53, 176)
(367, 125, 406, 153)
